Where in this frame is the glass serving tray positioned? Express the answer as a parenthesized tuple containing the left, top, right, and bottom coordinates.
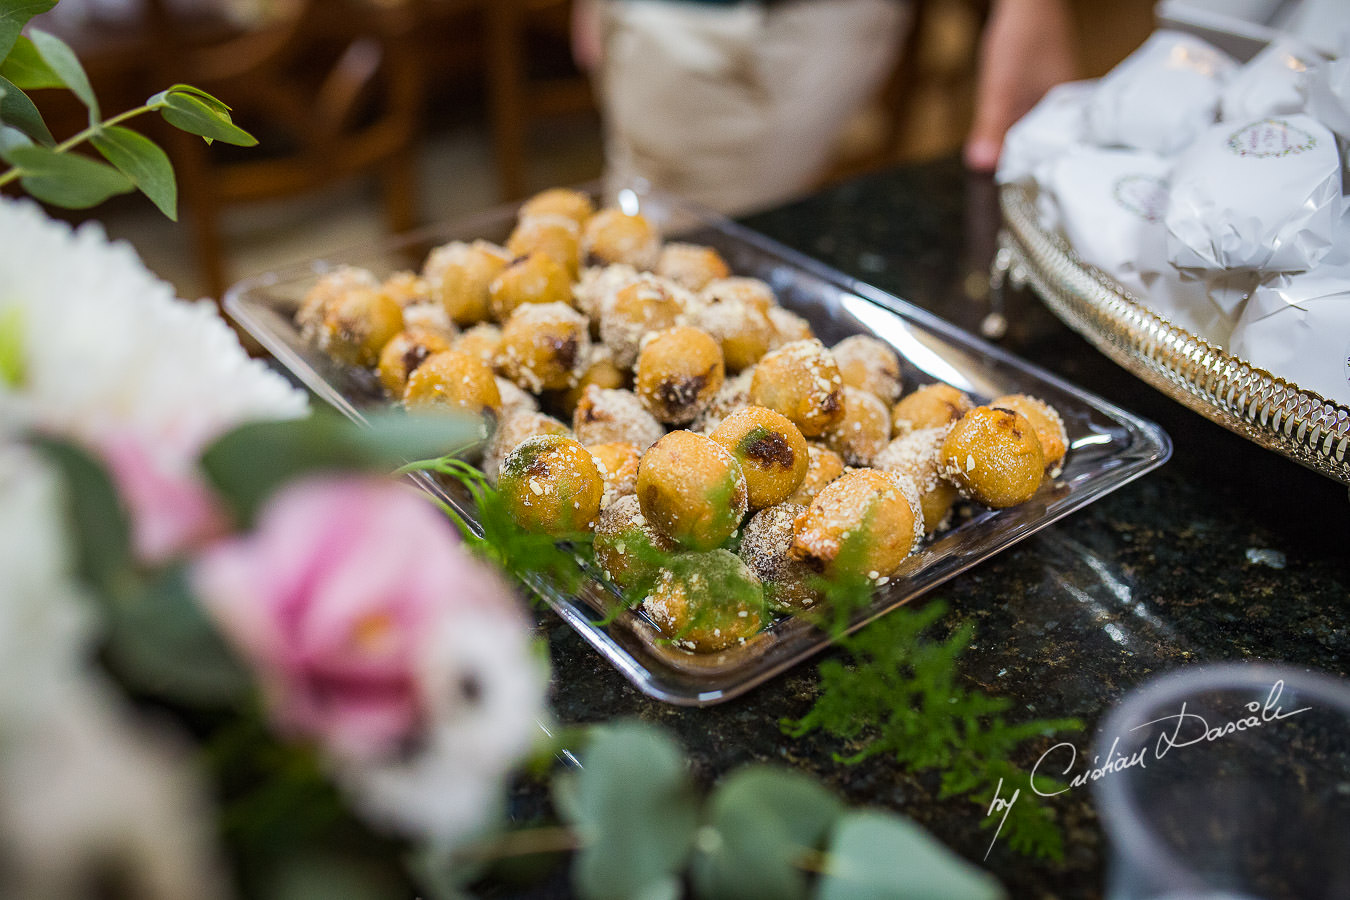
(225, 187, 1170, 706)
(997, 180, 1350, 491)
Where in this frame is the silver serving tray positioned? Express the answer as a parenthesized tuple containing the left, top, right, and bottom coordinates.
(998, 180, 1350, 491)
(226, 187, 1170, 706)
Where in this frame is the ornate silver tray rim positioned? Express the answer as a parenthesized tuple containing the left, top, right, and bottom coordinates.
(998, 180, 1350, 490)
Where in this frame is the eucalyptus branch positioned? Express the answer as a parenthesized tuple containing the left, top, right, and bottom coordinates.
(452, 825, 582, 864)
(0, 104, 149, 189)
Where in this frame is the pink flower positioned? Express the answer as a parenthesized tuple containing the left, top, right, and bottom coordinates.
(192, 476, 520, 761)
(97, 432, 229, 565)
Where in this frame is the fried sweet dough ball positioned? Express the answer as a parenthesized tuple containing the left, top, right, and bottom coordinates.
(303, 276, 404, 368)
(422, 239, 510, 326)
(691, 368, 754, 435)
(573, 385, 666, 450)
(767, 306, 814, 347)
(635, 326, 725, 425)
(588, 441, 641, 509)
(710, 406, 809, 510)
(518, 186, 595, 227)
(831, 334, 903, 404)
(488, 251, 573, 322)
(378, 270, 431, 307)
(601, 278, 684, 369)
(482, 410, 570, 485)
(557, 348, 627, 417)
(506, 214, 582, 278)
(453, 323, 502, 365)
(593, 494, 676, 593)
(787, 443, 845, 506)
(497, 302, 590, 392)
(498, 433, 603, 535)
(739, 503, 822, 612)
(940, 406, 1045, 508)
(822, 386, 891, 467)
(656, 243, 731, 291)
(791, 468, 921, 581)
(494, 376, 538, 419)
(991, 393, 1068, 475)
(695, 292, 775, 372)
(582, 208, 661, 270)
(376, 328, 453, 397)
(642, 549, 764, 652)
(637, 430, 748, 551)
(749, 339, 844, 438)
(891, 382, 973, 436)
(402, 349, 501, 418)
(875, 426, 959, 536)
(297, 265, 377, 332)
(702, 276, 776, 315)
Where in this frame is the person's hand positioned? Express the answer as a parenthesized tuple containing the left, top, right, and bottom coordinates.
(964, 0, 1078, 172)
(571, 0, 604, 73)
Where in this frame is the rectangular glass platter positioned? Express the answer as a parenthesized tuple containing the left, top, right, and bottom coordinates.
(225, 187, 1171, 707)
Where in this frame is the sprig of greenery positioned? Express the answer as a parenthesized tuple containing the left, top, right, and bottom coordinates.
(0, 0, 256, 217)
(782, 600, 1081, 860)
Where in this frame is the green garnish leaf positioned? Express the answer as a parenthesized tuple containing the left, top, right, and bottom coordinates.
(0, 0, 56, 61)
(6, 143, 132, 206)
(0, 304, 23, 387)
(818, 810, 1005, 900)
(157, 88, 257, 147)
(1, 34, 62, 89)
(0, 73, 53, 146)
(91, 125, 177, 219)
(691, 766, 843, 900)
(28, 29, 97, 122)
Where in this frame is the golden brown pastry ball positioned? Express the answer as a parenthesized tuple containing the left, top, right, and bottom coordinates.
(709, 406, 809, 510)
(482, 410, 571, 485)
(588, 440, 641, 509)
(939, 406, 1045, 508)
(400, 300, 457, 341)
(378, 270, 431, 307)
(488, 251, 573, 323)
(739, 502, 822, 612)
(787, 442, 846, 506)
(991, 393, 1068, 475)
(454, 322, 503, 366)
(831, 335, 903, 404)
(601, 277, 685, 369)
(573, 385, 666, 450)
(498, 434, 603, 536)
(593, 494, 676, 594)
(518, 186, 595, 227)
(702, 276, 776, 315)
(582, 208, 662, 270)
(495, 376, 539, 420)
(875, 425, 959, 536)
(305, 277, 405, 368)
(636, 430, 748, 551)
(497, 302, 591, 392)
(656, 243, 731, 291)
(790, 468, 922, 582)
(749, 339, 845, 438)
(891, 382, 974, 436)
(506, 214, 582, 278)
(376, 328, 453, 398)
(695, 292, 775, 372)
(422, 239, 511, 326)
(297, 265, 379, 335)
(691, 368, 755, 435)
(634, 326, 726, 425)
(403, 349, 502, 422)
(556, 347, 628, 418)
(642, 549, 764, 652)
(821, 386, 892, 467)
(767, 306, 815, 347)
(572, 262, 644, 323)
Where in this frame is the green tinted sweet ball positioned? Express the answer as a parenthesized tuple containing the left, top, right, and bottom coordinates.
(642, 549, 764, 652)
(593, 494, 676, 595)
(709, 405, 809, 510)
(636, 430, 748, 551)
(498, 434, 603, 535)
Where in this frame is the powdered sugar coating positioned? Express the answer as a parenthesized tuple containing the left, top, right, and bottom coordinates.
(831, 334, 903, 403)
(572, 385, 666, 450)
(739, 503, 821, 611)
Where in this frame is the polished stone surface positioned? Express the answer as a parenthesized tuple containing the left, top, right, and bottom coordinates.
(538, 157, 1350, 898)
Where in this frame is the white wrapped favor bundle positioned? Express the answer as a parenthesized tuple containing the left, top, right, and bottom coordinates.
(1230, 217, 1350, 407)
(1219, 39, 1319, 123)
(996, 80, 1096, 186)
(1086, 30, 1237, 155)
(1165, 114, 1344, 274)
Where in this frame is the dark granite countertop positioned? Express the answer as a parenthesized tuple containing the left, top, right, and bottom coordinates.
(536, 157, 1350, 899)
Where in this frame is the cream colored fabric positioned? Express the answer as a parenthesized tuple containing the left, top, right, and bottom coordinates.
(596, 0, 913, 215)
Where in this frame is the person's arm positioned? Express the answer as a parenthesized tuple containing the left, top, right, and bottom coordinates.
(963, 0, 1078, 171)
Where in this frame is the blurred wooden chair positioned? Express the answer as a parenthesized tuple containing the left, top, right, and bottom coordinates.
(142, 0, 427, 298)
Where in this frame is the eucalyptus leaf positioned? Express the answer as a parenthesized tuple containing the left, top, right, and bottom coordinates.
(692, 766, 844, 900)
(268, 854, 406, 900)
(92, 125, 176, 219)
(0, 124, 34, 159)
(159, 90, 257, 146)
(199, 409, 481, 527)
(29, 435, 135, 599)
(153, 82, 233, 113)
(28, 28, 97, 122)
(556, 721, 700, 900)
(816, 811, 1005, 900)
(1, 34, 61, 89)
(0, 73, 53, 146)
(0, 0, 55, 61)
(7, 144, 133, 207)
